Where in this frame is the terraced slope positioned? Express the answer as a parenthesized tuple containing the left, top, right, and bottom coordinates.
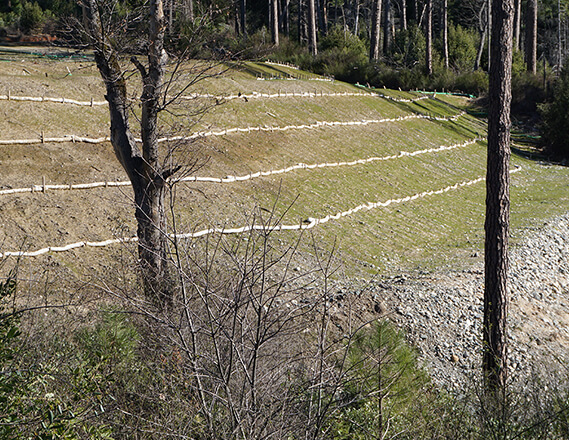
(0, 53, 568, 285)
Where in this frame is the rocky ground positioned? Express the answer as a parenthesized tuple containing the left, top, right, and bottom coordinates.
(336, 213, 569, 390)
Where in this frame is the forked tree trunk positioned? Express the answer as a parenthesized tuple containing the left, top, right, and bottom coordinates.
(370, 0, 382, 60)
(484, 0, 514, 396)
(86, 0, 173, 307)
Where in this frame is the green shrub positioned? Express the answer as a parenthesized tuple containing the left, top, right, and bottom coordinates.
(332, 321, 435, 440)
(453, 69, 488, 96)
(447, 24, 478, 73)
(391, 25, 426, 69)
(309, 25, 368, 83)
(19, 0, 52, 34)
(540, 65, 569, 159)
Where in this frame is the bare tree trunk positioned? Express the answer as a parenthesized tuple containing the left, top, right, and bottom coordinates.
(559, 0, 563, 68)
(299, 0, 308, 45)
(317, 0, 328, 35)
(308, 0, 318, 55)
(408, 0, 417, 25)
(370, 0, 383, 60)
(425, 0, 432, 75)
(282, 0, 291, 35)
(240, 0, 247, 36)
(271, 0, 280, 45)
(488, 0, 492, 71)
(514, 0, 521, 51)
(401, 0, 407, 30)
(526, 0, 538, 73)
(484, 0, 514, 396)
(475, 2, 488, 71)
(353, 0, 361, 35)
(442, 0, 448, 69)
(86, 0, 174, 307)
(383, 0, 391, 54)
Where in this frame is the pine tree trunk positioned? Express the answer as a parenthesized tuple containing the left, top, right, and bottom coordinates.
(240, 0, 247, 36)
(353, 0, 360, 35)
(308, 0, 318, 55)
(526, 0, 537, 73)
(283, 0, 291, 35)
(299, 0, 308, 46)
(317, 0, 328, 35)
(271, 0, 280, 45)
(484, 0, 514, 396)
(408, 0, 416, 25)
(425, 0, 432, 75)
(475, 21, 487, 70)
(370, 0, 382, 60)
(514, 0, 521, 51)
(442, 0, 448, 69)
(401, 0, 407, 30)
(383, 0, 391, 54)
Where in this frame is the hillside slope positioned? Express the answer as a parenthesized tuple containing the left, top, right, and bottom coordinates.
(0, 53, 568, 286)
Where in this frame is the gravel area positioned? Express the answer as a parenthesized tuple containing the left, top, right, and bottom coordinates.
(359, 213, 569, 389)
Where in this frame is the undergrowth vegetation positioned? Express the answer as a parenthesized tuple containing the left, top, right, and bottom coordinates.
(2, 229, 569, 440)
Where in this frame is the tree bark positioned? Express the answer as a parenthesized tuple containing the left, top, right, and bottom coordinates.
(370, 0, 383, 60)
(299, 0, 308, 46)
(400, 0, 407, 31)
(442, 0, 448, 69)
(514, 0, 521, 51)
(240, 0, 247, 36)
(408, 0, 417, 25)
(484, 0, 514, 396)
(526, 0, 538, 73)
(317, 0, 328, 35)
(271, 0, 280, 45)
(86, 0, 173, 307)
(488, 0, 492, 71)
(425, 0, 432, 75)
(353, 0, 361, 35)
(282, 0, 291, 36)
(475, 2, 488, 71)
(383, 0, 391, 54)
(308, 0, 318, 55)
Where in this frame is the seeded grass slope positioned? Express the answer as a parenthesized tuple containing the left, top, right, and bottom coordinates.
(0, 50, 568, 283)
